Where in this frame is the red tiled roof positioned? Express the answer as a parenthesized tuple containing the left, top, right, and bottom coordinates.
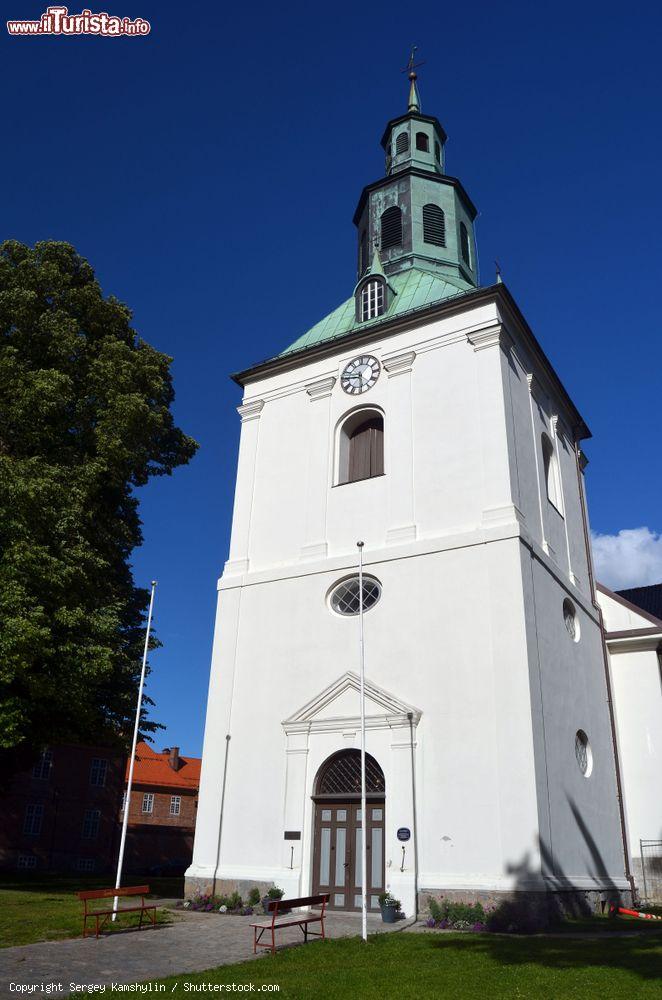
(126, 742, 201, 790)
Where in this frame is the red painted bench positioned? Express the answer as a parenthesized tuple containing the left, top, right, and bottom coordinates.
(77, 885, 157, 939)
(250, 894, 329, 955)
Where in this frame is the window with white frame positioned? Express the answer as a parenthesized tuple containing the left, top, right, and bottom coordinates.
(32, 749, 52, 780)
(82, 808, 100, 840)
(542, 433, 563, 513)
(17, 853, 37, 869)
(359, 280, 385, 322)
(23, 804, 44, 836)
(170, 795, 181, 816)
(89, 757, 108, 787)
(142, 792, 154, 814)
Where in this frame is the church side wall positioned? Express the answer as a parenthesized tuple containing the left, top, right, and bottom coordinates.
(522, 550, 626, 884)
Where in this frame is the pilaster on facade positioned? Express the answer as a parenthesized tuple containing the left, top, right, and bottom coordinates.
(300, 378, 336, 561)
(225, 398, 265, 577)
(551, 414, 578, 585)
(527, 373, 551, 555)
(384, 351, 417, 545)
(469, 325, 521, 530)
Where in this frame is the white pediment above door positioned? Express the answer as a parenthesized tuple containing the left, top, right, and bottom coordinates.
(282, 671, 421, 735)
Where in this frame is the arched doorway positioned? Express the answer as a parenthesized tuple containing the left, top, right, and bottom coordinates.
(311, 749, 385, 912)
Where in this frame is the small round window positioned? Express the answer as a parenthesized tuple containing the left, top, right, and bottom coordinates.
(329, 576, 381, 616)
(563, 599, 580, 642)
(575, 730, 593, 777)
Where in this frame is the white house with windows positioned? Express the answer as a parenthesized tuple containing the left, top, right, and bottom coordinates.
(596, 584, 662, 901)
(187, 75, 633, 916)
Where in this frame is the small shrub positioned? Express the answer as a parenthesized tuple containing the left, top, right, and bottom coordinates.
(248, 888, 261, 907)
(426, 896, 487, 930)
(266, 885, 284, 900)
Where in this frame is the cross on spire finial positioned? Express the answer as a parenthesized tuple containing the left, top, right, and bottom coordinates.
(401, 45, 425, 112)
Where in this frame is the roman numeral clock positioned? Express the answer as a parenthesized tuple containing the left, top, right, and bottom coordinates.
(341, 355, 380, 395)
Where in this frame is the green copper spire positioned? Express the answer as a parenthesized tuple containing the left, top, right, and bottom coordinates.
(352, 55, 479, 287)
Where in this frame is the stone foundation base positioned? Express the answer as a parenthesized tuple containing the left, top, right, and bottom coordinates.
(419, 885, 634, 930)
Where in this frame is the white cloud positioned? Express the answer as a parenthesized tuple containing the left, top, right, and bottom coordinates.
(591, 527, 662, 590)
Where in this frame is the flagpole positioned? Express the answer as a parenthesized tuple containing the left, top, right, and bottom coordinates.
(112, 580, 157, 920)
(357, 541, 367, 943)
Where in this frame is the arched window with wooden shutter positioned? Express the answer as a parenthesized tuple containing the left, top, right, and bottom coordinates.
(380, 206, 402, 250)
(395, 131, 409, 155)
(416, 132, 429, 151)
(422, 204, 446, 246)
(337, 409, 385, 485)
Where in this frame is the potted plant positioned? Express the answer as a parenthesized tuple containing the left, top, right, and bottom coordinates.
(262, 885, 286, 914)
(378, 891, 401, 923)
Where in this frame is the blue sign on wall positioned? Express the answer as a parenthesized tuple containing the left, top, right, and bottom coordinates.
(397, 827, 411, 842)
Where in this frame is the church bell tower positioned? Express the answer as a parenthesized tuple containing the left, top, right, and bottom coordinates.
(188, 61, 632, 919)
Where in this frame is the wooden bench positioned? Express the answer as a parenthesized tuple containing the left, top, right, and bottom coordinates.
(77, 885, 157, 939)
(250, 894, 329, 955)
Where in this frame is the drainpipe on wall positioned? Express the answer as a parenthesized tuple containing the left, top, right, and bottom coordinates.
(407, 712, 419, 920)
(574, 442, 635, 902)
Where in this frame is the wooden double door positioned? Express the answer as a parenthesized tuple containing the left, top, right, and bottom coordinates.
(312, 799, 385, 911)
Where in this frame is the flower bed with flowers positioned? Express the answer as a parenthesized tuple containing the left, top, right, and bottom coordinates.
(425, 897, 488, 932)
(425, 895, 549, 933)
(178, 887, 263, 916)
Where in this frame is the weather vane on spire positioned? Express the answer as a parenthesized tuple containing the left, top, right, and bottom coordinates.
(402, 45, 425, 112)
(402, 44, 425, 80)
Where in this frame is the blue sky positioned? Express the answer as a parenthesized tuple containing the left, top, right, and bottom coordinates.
(3, 1, 661, 756)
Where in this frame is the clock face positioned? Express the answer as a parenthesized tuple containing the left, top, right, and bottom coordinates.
(341, 355, 380, 395)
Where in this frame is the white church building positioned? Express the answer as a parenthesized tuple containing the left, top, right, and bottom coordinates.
(187, 73, 644, 916)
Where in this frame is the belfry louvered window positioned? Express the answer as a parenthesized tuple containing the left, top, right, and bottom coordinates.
(316, 750, 385, 796)
(460, 222, 471, 266)
(395, 131, 409, 155)
(423, 204, 446, 246)
(416, 131, 429, 151)
(380, 206, 402, 250)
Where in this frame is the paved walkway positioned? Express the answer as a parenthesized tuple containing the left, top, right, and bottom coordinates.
(0, 908, 411, 992)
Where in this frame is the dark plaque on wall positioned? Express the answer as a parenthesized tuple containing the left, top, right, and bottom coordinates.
(284, 831, 301, 840)
(397, 827, 411, 842)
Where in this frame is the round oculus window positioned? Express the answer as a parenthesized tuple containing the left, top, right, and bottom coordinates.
(329, 576, 381, 616)
(563, 598, 580, 642)
(575, 730, 593, 777)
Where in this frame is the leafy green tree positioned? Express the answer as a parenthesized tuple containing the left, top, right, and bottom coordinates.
(0, 240, 198, 753)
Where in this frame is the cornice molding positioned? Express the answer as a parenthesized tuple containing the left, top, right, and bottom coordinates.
(466, 324, 512, 353)
(383, 350, 416, 377)
(237, 399, 265, 423)
(305, 376, 336, 401)
(527, 372, 544, 404)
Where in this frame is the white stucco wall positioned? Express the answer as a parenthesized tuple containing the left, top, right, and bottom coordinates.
(597, 588, 662, 892)
(190, 291, 629, 911)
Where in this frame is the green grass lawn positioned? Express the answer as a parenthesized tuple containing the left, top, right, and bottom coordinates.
(150, 930, 662, 999)
(0, 874, 178, 947)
